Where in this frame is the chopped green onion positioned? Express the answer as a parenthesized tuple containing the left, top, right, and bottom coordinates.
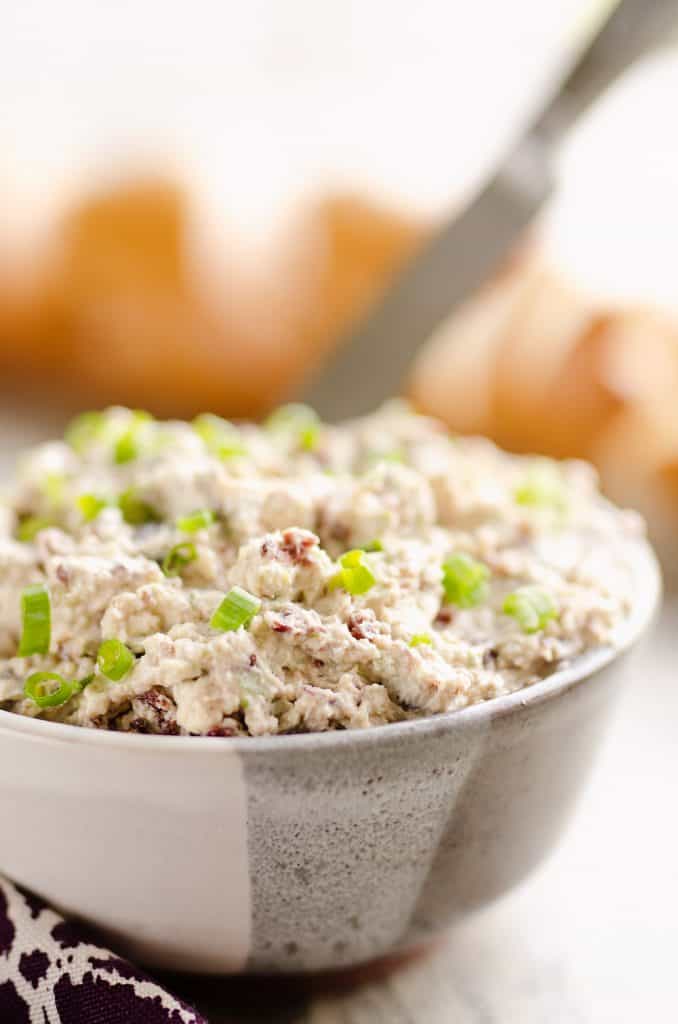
(340, 549, 363, 569)
(118, 489, 159, 526)
(441, 553, 489, 608)
(77, 494, 108, 522)
(211, 586, 261, 632)
(24, 671, 76, 708)
(328, 549, 377, 596)
(43, 473, 66, 507)
(503, 586, 558, 634)
(18, 584, 51, 656)
(215, 441, 247, 459)
(64, 411, 105, 453)
(265, 404, 321, 452)
(265, 403, 317, 430)
(162, 542, 197, 577)
(193, 413, 228, 444)
(193, 414, 246, 460)
(66, 409, 154, 463)
(97, 639, 135, 681)
(113, 411, 153, 465)
(361, 539, 383, 553)
(299, 424, 320, 452)
(514, 461, 567, 510)
(114, 432, 137, 464)
(176, 509, 215, 533)
(16, 516, 52, 542)
(409, 633, 432, 647)
(366, 449, 405, 468)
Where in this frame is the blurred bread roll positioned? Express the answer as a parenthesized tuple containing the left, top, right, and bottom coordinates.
(412, 54, 678, 559)
(405, 246, 544, 436)
(0, 179, 426, 417)
(410, 246, 678, 558)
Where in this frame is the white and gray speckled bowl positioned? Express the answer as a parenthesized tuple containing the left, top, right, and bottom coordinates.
(0, 540, 661, 974)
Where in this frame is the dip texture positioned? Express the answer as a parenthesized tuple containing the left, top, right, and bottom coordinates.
(0, 404, 644, 736)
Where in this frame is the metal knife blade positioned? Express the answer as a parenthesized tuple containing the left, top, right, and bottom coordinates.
(300, 0, 678, 421)
(300, 139, 552, 422)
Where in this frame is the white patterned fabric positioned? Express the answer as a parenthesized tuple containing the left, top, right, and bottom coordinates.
(0, 875, 206, 1023)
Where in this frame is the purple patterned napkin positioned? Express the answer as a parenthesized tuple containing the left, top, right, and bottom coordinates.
(0, 875, 207, 1023)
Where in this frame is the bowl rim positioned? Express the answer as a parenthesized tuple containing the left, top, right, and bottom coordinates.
(0, 537, 661, 756)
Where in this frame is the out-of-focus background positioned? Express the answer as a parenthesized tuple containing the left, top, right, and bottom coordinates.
(0, 1, 586, 417)
(1, 4, 678, 1021)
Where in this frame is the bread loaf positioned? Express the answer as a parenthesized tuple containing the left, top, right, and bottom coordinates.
(410, 247, 678, 557)
(0, 179, 426, 417)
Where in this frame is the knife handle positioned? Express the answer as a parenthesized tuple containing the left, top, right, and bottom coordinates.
(536, 0, 678, 144)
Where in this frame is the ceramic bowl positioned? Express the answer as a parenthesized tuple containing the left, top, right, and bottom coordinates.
(0, 540, 660, 974)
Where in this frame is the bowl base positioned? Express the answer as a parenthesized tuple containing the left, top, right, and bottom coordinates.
(159, 938, 441, 1014)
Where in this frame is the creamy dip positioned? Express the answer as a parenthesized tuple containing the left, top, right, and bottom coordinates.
(0, 403, 643, 736)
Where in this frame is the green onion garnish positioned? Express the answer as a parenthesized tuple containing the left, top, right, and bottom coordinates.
(97, 639, 135, 681)
(265, 404, 321, 452)
(300, 428, 319, 452)
(16, 516, 52, 542)
(118, 489, 159, 526)
(64, 411, 105, 453)
(409, 633, 432, 647)
(176, 509, 215, 533)
(114, 432, 137, 464)
(503, 586, 558, 634)
(23, 671, 92, 708)
(113, 411, 153, 465)
(361, 539, 384, 553)
(366, 449, 405, 468)
(162, 542, 197, 577)
(341, 550, 364, 568)
(328, 549, 377, 596)
(18, 584, 51, 656)
(441, 553, 489, 608)
(77, 494, 108, 522)
(43, 473, 66, 507)
(192, 413, 227, 444)
(514, 462, 567, 510)
(24, 672, 76, 708)
(211, 586, 261, 632)
(218, 442, 246, 459)
(193, 414, 246, 460)
(299, 423, 320, 452)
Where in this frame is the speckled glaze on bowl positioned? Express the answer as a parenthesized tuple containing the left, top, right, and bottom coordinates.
(0, 540, 661, 974)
